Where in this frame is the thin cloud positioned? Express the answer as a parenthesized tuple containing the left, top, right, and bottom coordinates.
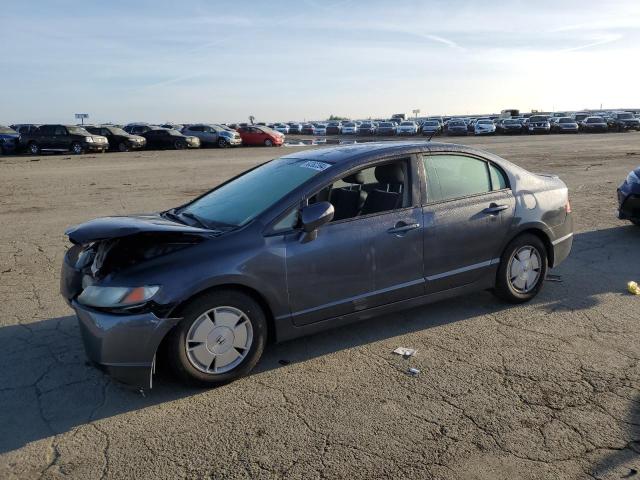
(557, 33, 623, 52)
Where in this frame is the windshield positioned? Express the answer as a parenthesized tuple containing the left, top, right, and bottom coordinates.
(343, 123, 355, 127)
(529, 116, 547, 122)
(478, 120, 492, 125)
(181, 158, 331, 227)
(618, 113, 633, 119)
(400, 122, 414, 126)
(68, 127, 90, 135)
(167, 129, 183, 136)
(559, 118, 574, 123)
(107, 127, 129, 135)
(380, 123, 392, 127)
(424, 121, 439, 126)
(587, 117, 603, 123)
(449, 121, 465, 126)
(504, 120, 519, 125)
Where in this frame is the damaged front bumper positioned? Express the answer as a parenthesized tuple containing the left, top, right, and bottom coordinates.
(61, 246, 180, 389)
(72, 301, 180, 389)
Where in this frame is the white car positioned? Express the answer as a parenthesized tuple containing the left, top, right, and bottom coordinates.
(474, 120, 496, 135)
(397, 121, 418, 135)
(314, 124, 327, 136)
(341, 122, 359, 134)
(273, 123, 290, 134)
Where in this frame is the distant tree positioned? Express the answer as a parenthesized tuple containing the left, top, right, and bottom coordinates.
(328, 114, 349, 121)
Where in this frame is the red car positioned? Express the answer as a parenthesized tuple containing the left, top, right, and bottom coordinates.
(236, 126, 284, 146)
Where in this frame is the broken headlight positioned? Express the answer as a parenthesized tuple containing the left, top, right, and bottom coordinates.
(78, 285, 160, 308)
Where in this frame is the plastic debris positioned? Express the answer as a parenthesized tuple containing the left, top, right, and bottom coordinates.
(393, 347, 417, 358)
(407, 367, 421, 376)
(546, 274, 563, 283)
(278, 359, 291, 366)
(628, 281, 640, 295)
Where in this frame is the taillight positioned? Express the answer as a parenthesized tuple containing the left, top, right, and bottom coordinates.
(565, 200, 572, 214)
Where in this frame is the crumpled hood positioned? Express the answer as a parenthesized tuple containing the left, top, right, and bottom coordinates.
(65, 214, 211, 244)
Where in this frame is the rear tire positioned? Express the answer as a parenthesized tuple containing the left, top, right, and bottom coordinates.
(167, 290, 267, 387)
(494, 234, 548, 303)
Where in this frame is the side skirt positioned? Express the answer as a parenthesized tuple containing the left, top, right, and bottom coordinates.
(275, 272, 496, 343)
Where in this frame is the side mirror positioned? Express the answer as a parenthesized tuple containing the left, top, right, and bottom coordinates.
(300, 201, 334, 243)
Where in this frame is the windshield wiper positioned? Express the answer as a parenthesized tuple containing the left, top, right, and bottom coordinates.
(179, 211, 211, 229)
(162, 209, 186, 224)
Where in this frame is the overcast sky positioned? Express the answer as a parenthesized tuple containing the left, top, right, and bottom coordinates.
(2, 0, 639, 124)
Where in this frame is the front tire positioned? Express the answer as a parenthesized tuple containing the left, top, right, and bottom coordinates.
(264, 139, 273, 147)
(71, 142, 83, 155)
(28, 142, 40, 155)
(494, 234, 548, 303)
(174, 140, 186, 150)
(217, 138, 229, 148)
(118, 142, 129, 152)
(168, 290, 267, 387)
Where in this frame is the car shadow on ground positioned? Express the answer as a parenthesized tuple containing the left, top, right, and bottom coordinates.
(0, 225, 638, 457)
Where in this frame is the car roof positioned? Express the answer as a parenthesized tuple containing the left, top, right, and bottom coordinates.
(280, 141, 495, 165)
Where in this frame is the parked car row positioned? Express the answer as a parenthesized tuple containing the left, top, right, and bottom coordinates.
(1, 122, 287, 155)
(272, 111, 640, 137)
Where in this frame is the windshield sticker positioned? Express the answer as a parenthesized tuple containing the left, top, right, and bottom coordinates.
(299, 160, 331, 171)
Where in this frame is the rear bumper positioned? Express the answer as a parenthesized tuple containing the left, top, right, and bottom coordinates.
(72, 301, 180, 388)
(550, 213, 574, 268)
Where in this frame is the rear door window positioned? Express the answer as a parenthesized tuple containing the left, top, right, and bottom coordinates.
(423, 154, 492, 202)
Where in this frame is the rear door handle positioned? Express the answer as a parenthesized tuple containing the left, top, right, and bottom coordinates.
(387, 222, 420, 235)
(482, 203, 509, 215)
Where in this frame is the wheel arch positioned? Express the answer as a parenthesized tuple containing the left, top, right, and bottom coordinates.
(165, 283, 277, 343)
(504, 227, 555, 267)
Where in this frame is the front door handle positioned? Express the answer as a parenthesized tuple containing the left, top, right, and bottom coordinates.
(387, 222, 420, 235)
(482, 203, 509, 215)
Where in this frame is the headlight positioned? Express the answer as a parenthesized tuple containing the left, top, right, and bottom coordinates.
(85, 137, 94, 143)
(78, 285, 160, 308)
(627, 170, 640, 185)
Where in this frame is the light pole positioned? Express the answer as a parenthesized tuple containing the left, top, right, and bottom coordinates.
(412, 109, 420, 119)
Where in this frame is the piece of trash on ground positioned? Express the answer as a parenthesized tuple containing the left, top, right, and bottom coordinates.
(627, 281, 640, 295)
(393, 347, 417, 357)
(407, 367, 421, 376)
(546, 274, 563, 283)
(278, 359, 291, 366)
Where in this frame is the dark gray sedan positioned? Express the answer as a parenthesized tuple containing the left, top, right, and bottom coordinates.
(60, 142, 573, 389)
